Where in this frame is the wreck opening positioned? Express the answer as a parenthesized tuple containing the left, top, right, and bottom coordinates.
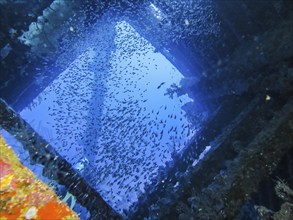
(1, 0, 293, 219)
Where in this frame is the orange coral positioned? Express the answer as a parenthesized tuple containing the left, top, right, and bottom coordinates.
(0, 132, 79, 220)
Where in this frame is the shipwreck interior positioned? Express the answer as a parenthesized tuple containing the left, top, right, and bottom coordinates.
(0, 0, 293, 219)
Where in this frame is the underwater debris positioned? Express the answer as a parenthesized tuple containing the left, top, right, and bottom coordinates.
(255, 179, 293, 220)
(275, 179, 293, 203)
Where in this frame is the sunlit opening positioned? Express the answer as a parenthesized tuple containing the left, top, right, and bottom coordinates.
(2, 19, 196, 214)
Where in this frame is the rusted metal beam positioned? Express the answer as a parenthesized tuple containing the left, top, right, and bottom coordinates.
(189, 98, 293, 219)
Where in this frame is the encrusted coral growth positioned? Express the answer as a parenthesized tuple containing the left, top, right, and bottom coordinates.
(255, 179, 293, 220)
(0, 133, 79, 220)
(275, 179, 293, 203)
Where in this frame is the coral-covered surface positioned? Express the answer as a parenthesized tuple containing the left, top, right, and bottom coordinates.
(0, 133, 79, 220)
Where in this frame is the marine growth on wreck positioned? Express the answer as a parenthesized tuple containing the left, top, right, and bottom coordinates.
(0, 0, 293, 219)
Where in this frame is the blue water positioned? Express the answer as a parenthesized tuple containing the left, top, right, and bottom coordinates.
(3, 10, 198, 216)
